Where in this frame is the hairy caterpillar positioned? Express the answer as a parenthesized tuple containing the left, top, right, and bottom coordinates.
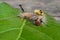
(18, 4, 45, 26)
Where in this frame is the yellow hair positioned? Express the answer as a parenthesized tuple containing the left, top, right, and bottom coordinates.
(34, 9, 44, 15)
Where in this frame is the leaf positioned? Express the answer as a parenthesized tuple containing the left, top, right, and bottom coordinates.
(0, 2, 26, 40)
(0, 2, 60, 40)
(20, 14, 60, 40)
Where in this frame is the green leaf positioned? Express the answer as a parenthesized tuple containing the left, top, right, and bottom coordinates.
(20, 14, 60, 40)
(0, 2, 60, 40)
(0, 2, 26, 40)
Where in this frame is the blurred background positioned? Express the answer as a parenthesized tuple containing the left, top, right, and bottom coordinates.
(0, 0, 60, 21)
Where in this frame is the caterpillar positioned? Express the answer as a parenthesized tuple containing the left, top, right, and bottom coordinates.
(18, 4, 44, 26)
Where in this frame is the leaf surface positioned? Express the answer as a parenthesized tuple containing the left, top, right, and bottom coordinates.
(0, 2, 26, 40)
(20, 14, 60, 40)
(0, 2, 60, 40)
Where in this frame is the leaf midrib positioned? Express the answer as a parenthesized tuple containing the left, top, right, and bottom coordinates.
(16, 20, 26, 40)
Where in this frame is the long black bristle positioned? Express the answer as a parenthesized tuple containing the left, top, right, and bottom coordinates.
(19, 4, 24, 12)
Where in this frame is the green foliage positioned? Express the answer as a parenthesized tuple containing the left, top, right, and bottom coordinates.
(0, 2, 60, 40)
